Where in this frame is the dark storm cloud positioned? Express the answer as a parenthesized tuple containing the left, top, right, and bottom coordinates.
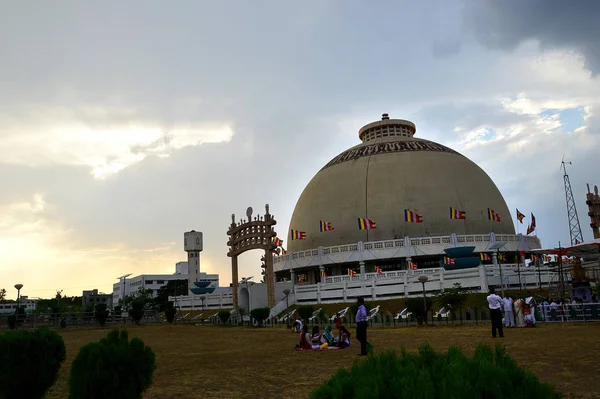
(462, 0, 600, 75)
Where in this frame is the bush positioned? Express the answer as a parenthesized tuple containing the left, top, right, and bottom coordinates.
(404, 297, 433, 325)
(250, 307, 270, 326)
(311, 343, 563, 399)
(165, 301, 176, 323)
(95, 303, 109, 327)
(297, 305, 314, 324)
(130, 300, 145, 325)
(68, 329, 156, 399)
(7, 314, 16, 330)
(218, 310, 231, 324)
(0, 327, 66, 399)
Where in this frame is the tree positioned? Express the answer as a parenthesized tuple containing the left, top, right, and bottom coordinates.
(121, 288, 154, 312)
(405, 297, 432, 325)
(250, 307, 270, 326)
(94, 304, 109, 327)
(434, 283, 471, 321)
(0, 288, 6, 302)
(154, 280, 188, 312)
(130, 301, 145, 325)
(165, 302, 176, 323)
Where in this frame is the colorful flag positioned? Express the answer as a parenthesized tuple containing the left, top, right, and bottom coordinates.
(450, 207, 466, 220)
(273, 237, 284, 247)
(281, 248, 288, 255)
(516, 209, 525, 224)
(480, 253, 491, 261)
(407, 260, 417, 270)
(298, 277, 304, 283)
(347, 269, 357, 277)
(375, 266, 383, 275)
(404, 209, 423, 223)
(321, 270, 328, 278)
(526, 213, 536, 235)
(319, 221, 335, 232)
(357, 217, 377, 230)
(488, 208, 501, 222)
(290, 229, 307, 240)
(443, 256, 454, 265)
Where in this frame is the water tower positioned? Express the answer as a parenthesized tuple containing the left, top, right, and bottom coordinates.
(184, 230, 203, 292)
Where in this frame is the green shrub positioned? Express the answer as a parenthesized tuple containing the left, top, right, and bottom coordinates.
(68, 329, 156, 399)
(218, 310, 231, 324)
(7, 314, 16, 330)
(297, 305, 314, 324)
(95, 303, 109, 327)
(130, 300, 145, 325)
(404, 297, 432, 324)
(165, 301, 176, 323)
(250, 307, 270, 326)
(0, 327, 66, 399)
(311, 343, 562, 399)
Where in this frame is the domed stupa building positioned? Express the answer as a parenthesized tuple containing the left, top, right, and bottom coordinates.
(274, 115, 542, 290)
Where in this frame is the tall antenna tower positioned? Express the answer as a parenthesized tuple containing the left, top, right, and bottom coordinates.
(562, 160, 584, 245)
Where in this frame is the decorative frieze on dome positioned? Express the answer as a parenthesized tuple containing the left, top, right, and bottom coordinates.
(321, 140, 460, 170)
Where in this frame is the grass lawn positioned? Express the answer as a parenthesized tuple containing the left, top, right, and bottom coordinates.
(44, 323, 600, 399)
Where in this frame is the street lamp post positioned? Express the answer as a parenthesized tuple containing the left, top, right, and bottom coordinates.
(14, 284, 23, 329)
(417, 275, 428, 325)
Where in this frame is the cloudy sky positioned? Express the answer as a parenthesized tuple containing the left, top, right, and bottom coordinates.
(1, 1, 599, 299)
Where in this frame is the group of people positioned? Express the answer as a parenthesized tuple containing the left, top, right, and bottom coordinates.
(294, 297, 371, 356)
(487, 288, 550, 337)
(498, 291, 539, 328)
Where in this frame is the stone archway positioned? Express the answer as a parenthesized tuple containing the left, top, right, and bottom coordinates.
(227, 204, 277, 309)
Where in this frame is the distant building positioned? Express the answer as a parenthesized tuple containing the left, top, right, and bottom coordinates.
(0, 296, 37, 314)
(175, 261, 189, 275)
(82, 289, 113, 310)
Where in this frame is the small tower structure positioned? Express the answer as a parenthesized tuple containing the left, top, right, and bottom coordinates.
(586, 184, 600, 239)
(562, 161, 584, 245)
(184, 230, 203, 292)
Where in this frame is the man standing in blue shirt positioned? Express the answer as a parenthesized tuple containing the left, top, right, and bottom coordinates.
(355, 297, 369, 356)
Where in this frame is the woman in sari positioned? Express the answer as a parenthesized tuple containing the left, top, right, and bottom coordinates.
(295, 325, 311, 350)
(514, 297, 525, 327)
(323, 325, 337, 346)
(338, 326, 351, 348)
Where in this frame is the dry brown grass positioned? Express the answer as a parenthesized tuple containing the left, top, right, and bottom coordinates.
(43, 323, 600, 399)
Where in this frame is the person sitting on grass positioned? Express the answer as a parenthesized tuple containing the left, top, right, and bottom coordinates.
(323, 325, 337, 346)
(295, 325, 311, 350)
(311, 326, 328, 350)
(337, 326, 351, 348)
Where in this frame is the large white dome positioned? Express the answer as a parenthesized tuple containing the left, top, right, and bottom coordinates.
(287, 114, 515, 252)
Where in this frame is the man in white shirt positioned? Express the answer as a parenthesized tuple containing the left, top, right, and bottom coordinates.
(503, 296, 515, 327)
(487, 287, 504, 338)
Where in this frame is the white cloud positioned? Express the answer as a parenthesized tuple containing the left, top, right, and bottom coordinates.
(0, 106, 234, 178)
